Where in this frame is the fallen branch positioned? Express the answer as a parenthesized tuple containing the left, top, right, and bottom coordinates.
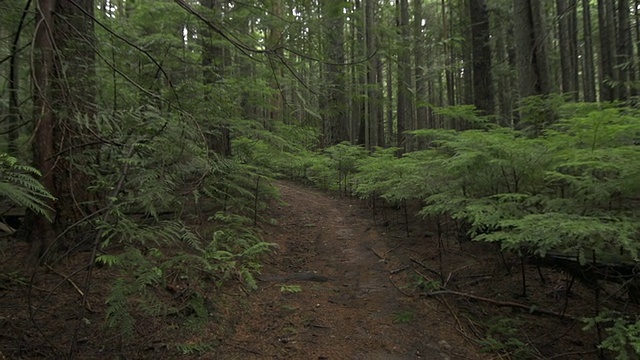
(384, 242, 403, 256)
(389, 265, 409, 275)
(389, 276, 412, 297)
(45, 265, 84, 297)
(415, 270, 436, 284)
(369, 247, 384, 260)
(422, 290, 577, 320)
(409, 257, 441, 278)
(45, 264, 92, 312)
(546, 349, 598, 359)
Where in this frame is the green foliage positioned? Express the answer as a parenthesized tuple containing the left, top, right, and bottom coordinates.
(0, 153, 55, 220)
(414, 274, 441, 291)
(353, 147, 437, 206)
(477, 317, 533, 359)
(279, 284, 302, 293)
(516, 94, 567, 134)
(293, 102, 640, 359)
(323, 142, 367, 193)
(73, 104, 279, 342)
(175, 342, 216, 355)
(392, 310, 414, 324)
(584, 312, 640, 359)
(103, 213, 275, 335)
(105, 278, 135, 338)
(433, 104, 491, 128)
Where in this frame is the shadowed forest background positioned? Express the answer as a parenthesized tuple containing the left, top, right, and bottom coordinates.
(1, 0, 640, 358)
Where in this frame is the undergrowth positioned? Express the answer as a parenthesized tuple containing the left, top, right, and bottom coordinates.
(259, 100, 640, 359)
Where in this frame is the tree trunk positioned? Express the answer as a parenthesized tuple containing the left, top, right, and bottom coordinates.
(513, 0, 554, 99)
(616, 0, 635, 99)
(598, 0, 617, 101)
(323, 0, 348, 146)
(365, 0, 382, 149)
(557, 0, 579, 100)
(495, 17, 515, 126)
(442, 0, 455, 108)
(386, 55, 394, 146)
(414, 0, 428, 144)
(397, 0, 413, 152)
(267, 0, 284, 127)
(581, 0, 597, 101)
(29, 0, 97, 260)
(8, 8, 26, 154)
(202, 0, 231, 156)
(469, 0, 494, 115)
(30, 0, 57, 260)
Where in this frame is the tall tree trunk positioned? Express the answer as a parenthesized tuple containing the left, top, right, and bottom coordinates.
(8, 6, 27, 154)
(365, 0, 382, 149)
(495, 17, 515, 126)
(202, 0, 231, 156)
(581, 0, 597, 101)
(397, 0, 413, 152)
(376, 54, 385, 147)
(598, 0, 617, 101)
(267, 0, 284, 127)
(29, 0, 97, 260)
(352, 0, 363, 145)
(513, 0, 554, 99)
(31, 0, 57, 260)
(557, 0, 579, 100)
(469, 0, 494, 115)
(616, 0, 635, 99)
(636, 0, 640, 97)
(442, 0, 455, 108)
(386, 55, 394, 146)
(355, 0, 365, 144)
(323, 0, 348, 146)
(414, 0, 428, 142)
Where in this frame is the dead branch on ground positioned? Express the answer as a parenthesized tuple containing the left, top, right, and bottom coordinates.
(422, 290, 577, 320)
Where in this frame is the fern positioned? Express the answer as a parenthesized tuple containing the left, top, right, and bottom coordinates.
(0, 153, 55, 219)
(584, 312, 640, 360)
(104, 278, 135, 338)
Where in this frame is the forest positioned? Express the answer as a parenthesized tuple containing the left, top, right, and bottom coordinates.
(1, 0, 640, 358)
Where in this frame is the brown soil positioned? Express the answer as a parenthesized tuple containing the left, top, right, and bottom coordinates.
(0, 180, 622, 359)
(214, 181, 480, 359)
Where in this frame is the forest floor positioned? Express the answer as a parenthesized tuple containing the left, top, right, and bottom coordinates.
(212, 181, 480, 359)
(0, 180, 617, 359)
(213, 181, 606, 359)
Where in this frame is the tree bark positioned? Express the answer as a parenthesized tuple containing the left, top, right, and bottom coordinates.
(396, 0, 412, 152)
(581, 0, 597, 102)
(442, 0, 455, 109)
(29, 0, 97, 260)
(513, 0, 554, 99)
(202, 0, 231, 156)
(414, 0, 428, 143)
(469, 0, 494, 115)
(323, 0, 348, 146)
(267, 0, 284, 127)
(365, 0, 382, 149)
(31, 0, 57, 260)
(557, 0, 579, 100)
(386, 55, 394, 146)
(616, 0, 635, 99)
(598, 0, 617, 101)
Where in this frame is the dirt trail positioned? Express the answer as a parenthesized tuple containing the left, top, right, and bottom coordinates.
(215, 181, 481, 359)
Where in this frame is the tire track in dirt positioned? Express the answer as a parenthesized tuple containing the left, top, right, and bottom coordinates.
(215, 181, 480, 359)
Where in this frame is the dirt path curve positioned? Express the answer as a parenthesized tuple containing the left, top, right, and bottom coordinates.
(215, 181, 481, 359)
